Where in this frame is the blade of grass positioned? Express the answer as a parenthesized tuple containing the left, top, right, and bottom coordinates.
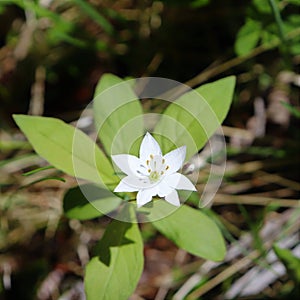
(280, 102, 300, 118)
(73, 0, 113, 34)
(18, 176, 66, 190)
(22, 166, 54, 176)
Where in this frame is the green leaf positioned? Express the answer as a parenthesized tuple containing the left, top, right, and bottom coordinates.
(63, 184, 121, 220)
(154, 76, 235, 160)
(146, 201, 226, 261)
(85, 205, 144, 300)
(253, 0, 278, 14)
(13, 115, 118, 186)
(93, 74, 144, 156)
(261, 29, 279, 45)
(235, 19, 262, 56)
(273, 244, 300, 283)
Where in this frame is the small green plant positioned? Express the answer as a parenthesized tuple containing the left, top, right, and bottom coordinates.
(234, 0, 300, 58)
(13, 74, 235, 299)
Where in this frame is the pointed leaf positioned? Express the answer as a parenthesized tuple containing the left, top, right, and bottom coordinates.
(147, 200, 226, 261)
(85, 205, 144, 300)
(235, 19, 261, 56)
(154, 76, 235, 159)
(93, 74, 144, 156)
(13, 115, 118, 186)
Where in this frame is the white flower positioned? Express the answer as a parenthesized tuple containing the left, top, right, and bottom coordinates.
(112, 132, 196, 208)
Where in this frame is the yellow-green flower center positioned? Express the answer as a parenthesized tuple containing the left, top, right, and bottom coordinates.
(146, 154, 169, 183)
(149, 170, 160, 182)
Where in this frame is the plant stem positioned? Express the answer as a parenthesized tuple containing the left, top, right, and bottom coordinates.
(268, 0, 291, 67)
(268, 0, 286, 43)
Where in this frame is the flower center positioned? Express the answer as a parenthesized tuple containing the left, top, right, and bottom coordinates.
(146, 154, 169, 183)
(149, 171, 160, 182)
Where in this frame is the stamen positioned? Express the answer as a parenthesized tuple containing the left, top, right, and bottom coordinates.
(161, 171, 164, 175)
(150, 154, 154, 159)
(165, 165, 169, 170)
(148, 169, 151, 173)
(146, 160, 149, 165)
(162, 158, 165, 164)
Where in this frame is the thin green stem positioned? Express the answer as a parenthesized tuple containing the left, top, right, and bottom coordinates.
(268, 0, 291, 67)
(268, 0, 286, 43)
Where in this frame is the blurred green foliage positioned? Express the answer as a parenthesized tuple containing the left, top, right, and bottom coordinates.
(234, 0, 300, 56)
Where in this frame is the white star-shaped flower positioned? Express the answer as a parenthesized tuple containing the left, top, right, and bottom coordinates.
(112, 132, 196, 208)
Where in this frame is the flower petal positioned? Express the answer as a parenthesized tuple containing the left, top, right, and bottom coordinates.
(112, 154, 147, 177)
(157, 180, 174, 197)
(165, 190, 180, 206)
(114, 179, 138, 192)
(164, 145, 186, 174)
(164, 173, 196, 191)
(122, 175, 153, 189)
(137, 188, 157, 207)
(139, 132, 162, 162)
